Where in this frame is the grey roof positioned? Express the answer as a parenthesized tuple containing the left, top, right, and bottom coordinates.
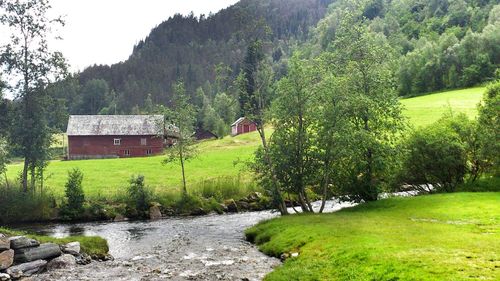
(231, 117, 247, 127)
(67, 115, 164, 136)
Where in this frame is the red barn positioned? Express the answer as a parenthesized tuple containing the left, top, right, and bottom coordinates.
(231, 117, 257, 136)
(66, 115, 169, 160)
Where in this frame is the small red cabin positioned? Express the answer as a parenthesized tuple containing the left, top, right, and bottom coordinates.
(231, 117, 257, 136)
(66, 115, 172, 160)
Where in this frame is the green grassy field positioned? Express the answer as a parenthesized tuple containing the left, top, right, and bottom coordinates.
(246, 192, 500, 281)
(400, 87, 485, 127)
(5, 87, 486, 198)
(6, 131, 262, 198)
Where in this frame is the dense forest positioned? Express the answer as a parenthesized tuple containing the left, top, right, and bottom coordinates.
(10, 0, 500, 135)
(46, 0, 332, 123)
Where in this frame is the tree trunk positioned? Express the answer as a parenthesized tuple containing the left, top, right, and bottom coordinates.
(40, 168, 44, 196)
(30, 166, 36, 194)
(302, 189, 314, 212)
(257, 126, 288, 215)
(297, 191, 310, 213)
(22, 159, 29, 192)
(4, 171, 10, 189)
(179, 144, 187, 195)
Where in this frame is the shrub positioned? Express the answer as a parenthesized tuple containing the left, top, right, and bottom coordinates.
(126, 175, 151, 219)
(61, 168, 85, 219)
(174, 193, 204, 215)
(398, 120, 467, 193)
(477, 81, 500, 175)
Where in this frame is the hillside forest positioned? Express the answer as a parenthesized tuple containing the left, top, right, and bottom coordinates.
(1, 0, 498, 136)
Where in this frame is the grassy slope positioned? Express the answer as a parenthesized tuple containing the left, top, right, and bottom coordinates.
(246, 193, 500, 281)
(5, 87, 485, 197)
(6, 130, 262, 198)
(400, 87, 484, 127)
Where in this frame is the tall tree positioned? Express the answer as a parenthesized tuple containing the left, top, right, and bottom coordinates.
(239, 40, 288, 215)
(267, 54, 317, 213)
(0, 0, 67, 192)
(163, 80, 197, 194)
(323, 9, 405, 201)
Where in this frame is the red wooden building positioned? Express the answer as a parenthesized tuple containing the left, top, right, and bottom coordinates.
(66, 115, 171, 160)
(231, 117, 257, 136)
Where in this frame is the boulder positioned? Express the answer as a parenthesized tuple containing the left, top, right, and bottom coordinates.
(0, 250, 14, 270)
(113, 214, 128, 222)
(6, 260, 47, 279)
(9, 237, 39, 250)
(190, 208, 207, 216)
(149, 205, 162, 220)
(46, 254, 76, 270)
(61, 242, 80, 256)
(0, 237, 9, 251)
(0, 273, 10, 281)
(219, 204, 228, 213)
(14, 243, 61, 263)
(247, 192, 262, 202)
(237, 201, 250, 210)
(224, 199, 238, 213)
(75, 253, 92, 265)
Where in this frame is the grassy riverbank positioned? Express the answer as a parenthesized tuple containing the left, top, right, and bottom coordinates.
(246, 192, 500, 280)
(0, 227, 109, 258)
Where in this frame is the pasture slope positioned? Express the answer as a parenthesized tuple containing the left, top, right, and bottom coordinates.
(246, 193, 500, 281)
(400, 87, 484, 127)
(5, 87, 486, 197)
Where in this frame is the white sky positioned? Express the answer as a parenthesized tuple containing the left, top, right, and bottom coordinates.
(45, 0, 239, 72)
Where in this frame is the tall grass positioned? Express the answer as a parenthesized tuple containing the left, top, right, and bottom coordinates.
(190, 175, 262, 201)
(0, 183, 57, 224)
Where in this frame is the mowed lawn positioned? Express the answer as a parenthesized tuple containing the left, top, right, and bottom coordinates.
(400, 87, 485, 127)
(6, 131, 262, 198)
(246, 193, 500, 281)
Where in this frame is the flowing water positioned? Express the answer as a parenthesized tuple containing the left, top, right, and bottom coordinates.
(18, 200, 356, 281)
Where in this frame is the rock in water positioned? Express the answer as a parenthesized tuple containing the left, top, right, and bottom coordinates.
(75, 253, 92, 265)
(237, 201, 250, 210)
(0, 237, 10, 251)
(0, 250, 14, 270)
(9, 237, 40, 250)
(14, 243, 61, 263)
(47, 254, 76, 270)
(113, 214, 128, 222)
(0, 273, 10, 281)
(149, 205, 162, 220)
(61, 242, 80, 256)
(6, 260, 47, 279)
(225, 199, 238, 213)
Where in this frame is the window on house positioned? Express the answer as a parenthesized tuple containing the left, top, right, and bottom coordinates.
(114, 138, 121, 146)
(146, 149, 152, 155)
(141, 138, 147, 146)
(124, 149, 130, 156)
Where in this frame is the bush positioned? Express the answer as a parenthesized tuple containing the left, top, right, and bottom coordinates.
(126, 175, 151, 219)
(61, 168, 85, 219)
(477, 81, 500, 175)
(174, 193, 204, 215)
(398, 120, 467, 192)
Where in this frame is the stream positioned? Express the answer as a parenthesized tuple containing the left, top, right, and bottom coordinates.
(17, 200, 356, 281)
